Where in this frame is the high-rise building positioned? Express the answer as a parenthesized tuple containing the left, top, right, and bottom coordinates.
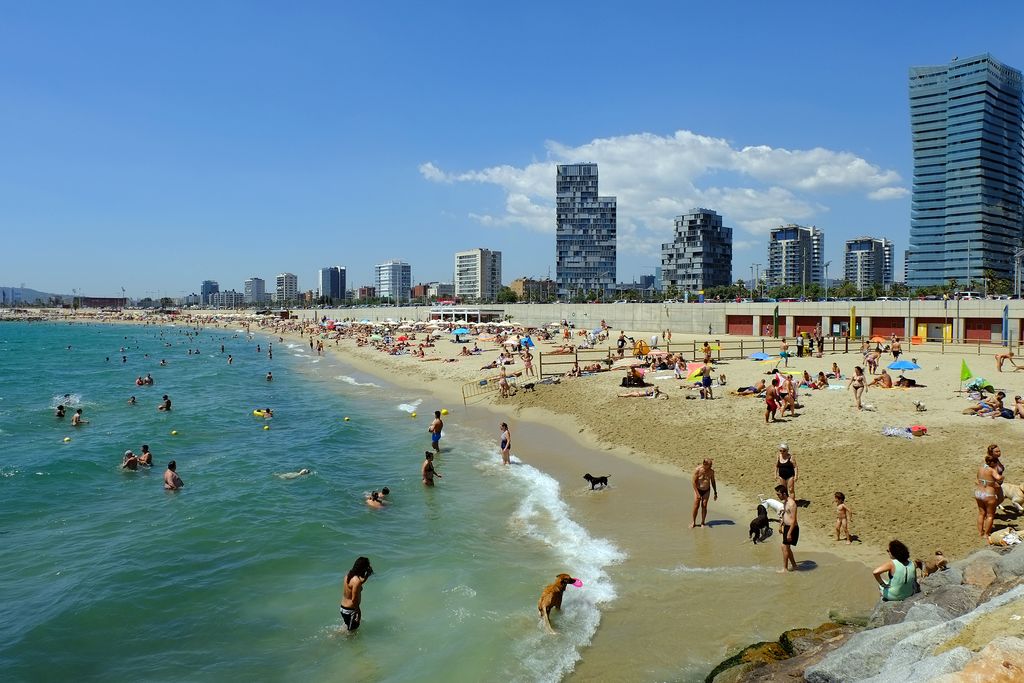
(317, 266, 346, 303)
(844, 237, 894, 291)
(244, 277, 266, 305)
(556, 163, 617, 299)
(275, 273, 298, 302)
(908, 54, 1024, 287)
(767, 225, 825, 287)
(374, 260, 411, 303)
(454, 248, 502, 301)
(428, 282, 455, 300)
(200, 280, 219, 305)
(660, 208, 733, 293)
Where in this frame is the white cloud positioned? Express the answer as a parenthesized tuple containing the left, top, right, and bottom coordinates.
(419, 129, 906, 252)
(867, 186, 910, 201)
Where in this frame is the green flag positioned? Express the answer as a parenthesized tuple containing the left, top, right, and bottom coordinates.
(960, 359, 972, 382)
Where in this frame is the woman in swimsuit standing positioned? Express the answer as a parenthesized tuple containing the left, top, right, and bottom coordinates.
(848, 366, 866, 410)
(499, 422, 512, 465)
(975, 449, 1004, 540)
(775, 443, 798, 496)
(988, 444, 1006, 508)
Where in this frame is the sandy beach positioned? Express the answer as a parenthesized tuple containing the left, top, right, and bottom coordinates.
(33, 310, 1024, 678)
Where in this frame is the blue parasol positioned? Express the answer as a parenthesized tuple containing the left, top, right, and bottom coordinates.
(452, 328, 470, 335)
(888, 359, 921, 370)
(749, 352, 771, 360)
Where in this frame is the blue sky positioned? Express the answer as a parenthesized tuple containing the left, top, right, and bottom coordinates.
(2, 1, 1023, 297)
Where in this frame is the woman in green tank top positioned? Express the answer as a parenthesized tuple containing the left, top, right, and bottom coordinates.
(873, 539, 917, 601)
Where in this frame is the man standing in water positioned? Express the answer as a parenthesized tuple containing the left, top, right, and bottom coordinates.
(164, 460, 184, 490)
(690, 459, 717, 528)
(428, 410, 443, 452)
(339, 556, 373, 632)
(777, 484, 799, 572)
(422, 451, 441, 486)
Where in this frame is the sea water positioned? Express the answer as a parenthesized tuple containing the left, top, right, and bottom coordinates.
(0, 322, 622, 682)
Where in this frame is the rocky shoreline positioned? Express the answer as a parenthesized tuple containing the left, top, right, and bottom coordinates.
(708, 544, 1024, 682)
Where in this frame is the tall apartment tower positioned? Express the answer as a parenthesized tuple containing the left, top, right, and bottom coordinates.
(844, 237, 894, 291)
(908, 54, 1024, 287)
(374, 260, 412, 303)
(243, 277, 266, 304)
(200, 280, 219, 305)
(454, 248, 502, 301)
(555, 163, 617, 299)
(767, 225, 824, 287)
(317, 266, 346, 303)
(660, 208, 733, 293)
(275, 273, 298, 302)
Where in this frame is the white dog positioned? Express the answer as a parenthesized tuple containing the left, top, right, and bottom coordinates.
(913, 401, 927, 412)
(758, 495, 785, 518)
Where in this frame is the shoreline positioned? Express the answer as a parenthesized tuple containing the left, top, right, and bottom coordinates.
(28, 314, 982, 680)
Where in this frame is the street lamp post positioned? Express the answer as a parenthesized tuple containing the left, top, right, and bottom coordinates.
(824, 261, 831, 301)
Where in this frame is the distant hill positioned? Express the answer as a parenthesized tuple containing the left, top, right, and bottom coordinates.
(0, 286, 66, 305)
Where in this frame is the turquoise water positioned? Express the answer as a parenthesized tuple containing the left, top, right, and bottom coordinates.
(0, 322, 622, 682)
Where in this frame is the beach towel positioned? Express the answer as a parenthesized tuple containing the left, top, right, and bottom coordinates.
(882, 426, 914, 439)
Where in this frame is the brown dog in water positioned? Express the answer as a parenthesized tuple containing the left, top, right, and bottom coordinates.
(537, 573, 580, 633)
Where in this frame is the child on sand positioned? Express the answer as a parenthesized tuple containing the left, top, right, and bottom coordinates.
(835, 492, 853, 544)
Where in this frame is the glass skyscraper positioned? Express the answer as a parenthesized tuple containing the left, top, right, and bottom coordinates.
(908, 54, 1024, 287)
(555, 163, 616, 299)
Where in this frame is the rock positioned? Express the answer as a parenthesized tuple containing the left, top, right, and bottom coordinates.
(929, 637, 1024, 683)
(861, 646, 972, 682)
(995, 544, 1024, 579)
(868, 598, 913, 628)
(903, 602, 953, 623)
(779, 623, 850, 656)
(704, 640, 787, 682)
(920, 584, 982, 619)
(963, 552, 1000, 590)
(804, 619, 940, 682)
(921, 566, 963, 591)
(979, 575, 1024, 603)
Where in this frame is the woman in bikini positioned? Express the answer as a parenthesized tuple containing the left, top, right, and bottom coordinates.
(830, 362, 841, 379)
(775, 443, 797, 496)
(848, 366, 866, 410)
(975, 449, 1004, 540)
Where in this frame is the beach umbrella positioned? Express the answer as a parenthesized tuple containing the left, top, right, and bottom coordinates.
(749, 352, 770, 360)
(369, 334, 383, 341)
(523, 337, 534, 347)
(396, 335, 409, 341)
(870, 335, 887, 344)
(398, 324, 414, 330)
(360, 319, 371, 324)
(611, 357, 646, 370)
(452, 327, 470, 335)
(648, 349, 669, 357)
(888, 359, 921, 371)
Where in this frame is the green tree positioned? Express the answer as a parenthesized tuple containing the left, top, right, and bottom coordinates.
(496, 287, 518, 303)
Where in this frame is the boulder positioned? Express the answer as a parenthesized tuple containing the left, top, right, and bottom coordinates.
(804, 619, 940, 682)
(963, 551, 1000, 590)
(704, 640, 787, 682)
(920, 566, 963, 591)
(903, 602, 953, 623)
(928, 636, 1024, 683)
(861, 646, 972, 682)
(979, 575, 1024, 603)
(919, 584, 982, 619)
(994, 544, 1024, 579)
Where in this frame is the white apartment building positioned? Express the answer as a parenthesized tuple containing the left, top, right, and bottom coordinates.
(374, 260, 411, 303)
(767, 224, 824, 287)
(454, 248, 502, 301)
(275, 273, 298, 302)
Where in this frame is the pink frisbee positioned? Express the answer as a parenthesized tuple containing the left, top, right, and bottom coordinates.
(572, 579, 583, 588)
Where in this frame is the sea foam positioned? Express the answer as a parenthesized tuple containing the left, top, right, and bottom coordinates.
(506, 460, 625, 682)
(335, 375, 381, 388)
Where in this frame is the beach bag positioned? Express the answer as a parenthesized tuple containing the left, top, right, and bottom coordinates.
(909, 425, 927, 436)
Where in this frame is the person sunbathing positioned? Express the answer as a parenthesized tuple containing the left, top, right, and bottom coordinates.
(564, 362, 582, 378)
(549, 344, 575, 354)
(459, 346, 472, 356)
(868, 369, 893, 388)
(583, 362, 604, 373)
(618, 386, 667, 399)
(733, 379, 766, 396)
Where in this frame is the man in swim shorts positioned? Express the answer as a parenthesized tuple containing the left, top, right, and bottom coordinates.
(777, 484, 799, 572)
(690, 459, 717, 528)
(428, 410, 443, 452)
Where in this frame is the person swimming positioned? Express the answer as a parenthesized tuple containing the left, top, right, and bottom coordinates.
(55, 404, 66, 418)
(276, 468, 311, 480)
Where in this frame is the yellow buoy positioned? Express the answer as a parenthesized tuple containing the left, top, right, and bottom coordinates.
(263, 425, 270, 430)
(63, 437, 71, 443)
(344, 416, 350, 422)
(411, 412, 417, 418)
(441, 408, 449, 415)
(171, 430, 178, 436)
